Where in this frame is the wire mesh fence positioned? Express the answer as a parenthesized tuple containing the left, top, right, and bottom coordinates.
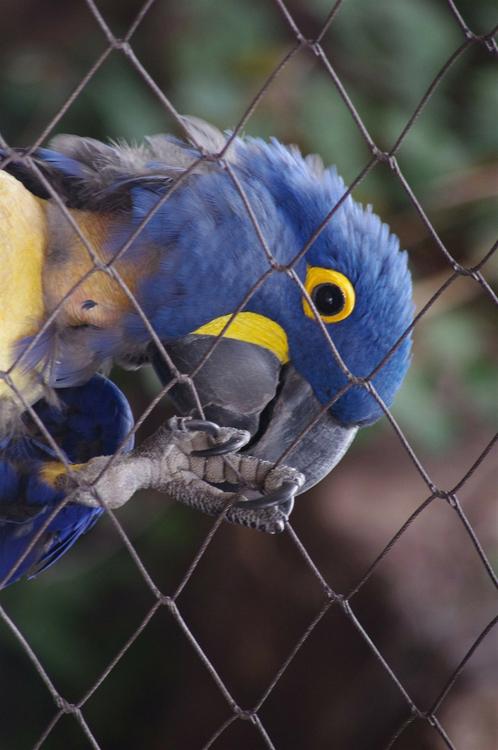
(0, 0, 497, 748)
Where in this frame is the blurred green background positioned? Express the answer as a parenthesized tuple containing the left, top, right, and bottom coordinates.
(0, 1, 496, 748)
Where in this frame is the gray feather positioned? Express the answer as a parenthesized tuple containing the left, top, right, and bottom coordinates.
(179, 115, 228, 154)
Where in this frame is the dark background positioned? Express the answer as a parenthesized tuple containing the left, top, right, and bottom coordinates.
(0, 1, 496, 748)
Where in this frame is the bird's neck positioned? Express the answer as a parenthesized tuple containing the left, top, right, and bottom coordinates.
(42, 203, 142, 330)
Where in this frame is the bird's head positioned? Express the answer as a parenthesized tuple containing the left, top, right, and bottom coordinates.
(146, 129, 413, 489)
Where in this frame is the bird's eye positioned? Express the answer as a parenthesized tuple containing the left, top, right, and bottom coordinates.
(312, 284, 345, 316)
(303, 266, 355, 323)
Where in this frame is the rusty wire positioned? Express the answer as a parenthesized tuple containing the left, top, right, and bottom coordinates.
(0, 0, 496, 748)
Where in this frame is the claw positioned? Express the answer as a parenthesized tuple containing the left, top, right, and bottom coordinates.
(167, 417, 220, 438)
(168, 416, 249, 457)
(192, 433, 249, 457)
(234, 479, 299, 511)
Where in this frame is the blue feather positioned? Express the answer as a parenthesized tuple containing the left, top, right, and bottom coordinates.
(35, 148, 87, 178)
(0, 376, 134, 587)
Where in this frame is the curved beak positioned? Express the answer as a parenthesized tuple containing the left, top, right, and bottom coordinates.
(247, 365, 357, 491)
(150, 333, 357, 493)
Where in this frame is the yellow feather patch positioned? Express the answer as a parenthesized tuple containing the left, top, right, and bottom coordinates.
(40, 461, 85, 487)
(0, 171, 47, 404)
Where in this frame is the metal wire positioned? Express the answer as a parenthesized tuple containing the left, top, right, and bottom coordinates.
(0, 0, 496, 748)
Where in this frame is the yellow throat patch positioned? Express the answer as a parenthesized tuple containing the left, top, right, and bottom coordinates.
(193, 311, 289, 364)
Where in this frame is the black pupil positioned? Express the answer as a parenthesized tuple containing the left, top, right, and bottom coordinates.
(312, 283, 346, 316)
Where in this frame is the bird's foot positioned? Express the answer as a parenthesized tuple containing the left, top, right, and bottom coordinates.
(49, 419, 305, 534)
(164, 419, 305, 533)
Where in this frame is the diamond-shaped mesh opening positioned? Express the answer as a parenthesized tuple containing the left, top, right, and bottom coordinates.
(0, 1, 496, 748)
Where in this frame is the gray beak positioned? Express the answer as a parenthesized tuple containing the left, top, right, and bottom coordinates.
(247, 365, 357, 491)
(151, 336, 357, 492)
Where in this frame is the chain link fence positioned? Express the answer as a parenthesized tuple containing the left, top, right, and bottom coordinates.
(0, 1, 496, 748)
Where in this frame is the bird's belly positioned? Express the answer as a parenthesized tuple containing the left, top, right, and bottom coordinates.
(0, 171, 47, 406)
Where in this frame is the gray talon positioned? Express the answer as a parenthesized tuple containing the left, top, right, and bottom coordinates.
(168, 416, 249, 457)
(234, 480, 299, 511)
(192, 433, 248, 457)
(168, 417, 220, 437)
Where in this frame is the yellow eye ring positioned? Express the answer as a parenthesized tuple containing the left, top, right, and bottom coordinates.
(302, 266, 355, 323)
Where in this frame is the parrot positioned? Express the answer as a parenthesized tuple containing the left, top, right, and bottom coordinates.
(0, 116, 413, 585)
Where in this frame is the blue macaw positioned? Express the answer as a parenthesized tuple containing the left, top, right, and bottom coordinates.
(0, 375, 134, 586)
(0, 116, 413, 584)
